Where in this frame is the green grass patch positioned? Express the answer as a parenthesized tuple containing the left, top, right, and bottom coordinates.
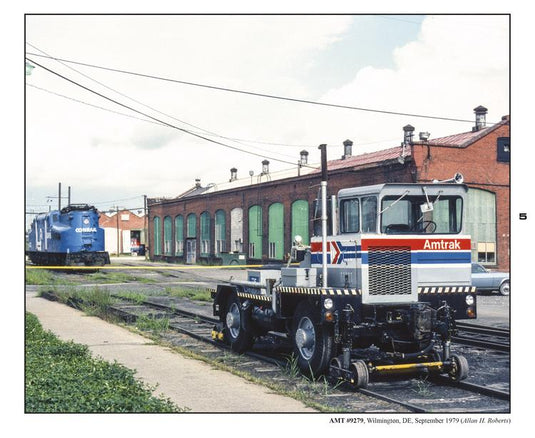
(114, 291, 148, 304)
(40, 286, 118, 320)
(25, 312, 187, 412)
(25, 269, 75, 286)
(84, 271, 157, 284)
(164, 286, 212, 302)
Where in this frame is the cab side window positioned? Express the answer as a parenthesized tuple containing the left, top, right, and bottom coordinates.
(341, 198, 359, 233)
(361, 196, 377, 233)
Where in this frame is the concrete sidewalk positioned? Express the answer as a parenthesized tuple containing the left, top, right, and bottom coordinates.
(26, 291, 316, 413)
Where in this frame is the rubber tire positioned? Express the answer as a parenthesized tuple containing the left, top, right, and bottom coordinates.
(449, 354, 469, 382)
(291, 300, 334, 377)
(350, 360, 369, 388)
(223, 294, 254, 353)
(499, 281, 510, 296)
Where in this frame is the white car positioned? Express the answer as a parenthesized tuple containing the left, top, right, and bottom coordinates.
(471, 263, 510, 296)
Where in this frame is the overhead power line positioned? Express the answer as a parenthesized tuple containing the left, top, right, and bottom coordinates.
(26, 43, 309, 160)
(25, 51, 484, 124)
(26, 57, 317, 168)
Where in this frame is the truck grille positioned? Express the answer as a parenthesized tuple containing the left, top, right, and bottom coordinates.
(368, 246, 412, 295)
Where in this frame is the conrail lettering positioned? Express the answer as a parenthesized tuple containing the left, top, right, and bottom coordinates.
(75, 227, 97, 233)
(423, 239, 461, 250)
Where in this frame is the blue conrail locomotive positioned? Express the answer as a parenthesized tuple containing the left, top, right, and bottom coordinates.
(27, 204, 110, 266)
(212, 145, 476, 388)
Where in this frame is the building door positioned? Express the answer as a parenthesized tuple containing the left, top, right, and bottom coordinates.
(186, 238, 196, 264)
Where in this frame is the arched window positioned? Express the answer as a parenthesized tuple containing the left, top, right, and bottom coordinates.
(187, 213, 196, 238)
(215, 210, 226, 254)
(153, 216, 161, 256)
(163, 216, 172, 255)
(200, 212, 211, 256)
(268, 203, 284, 260)
(465, 188, 497, 264)
(175, 215, 184, 256)
(230, 207, 243, 252)
(248, 205, 262, 259)
(291, 200, 309, 245)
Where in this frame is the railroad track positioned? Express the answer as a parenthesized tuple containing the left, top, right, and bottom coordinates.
(454, 322, 510, 352)
(103, 293, 510, 413)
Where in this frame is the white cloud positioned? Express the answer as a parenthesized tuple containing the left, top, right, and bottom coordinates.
(25, 14, 509, 209)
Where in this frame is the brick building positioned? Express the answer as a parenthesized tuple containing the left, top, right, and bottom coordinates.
(147, 106, 510, 271)
(99, 209, 147, 255)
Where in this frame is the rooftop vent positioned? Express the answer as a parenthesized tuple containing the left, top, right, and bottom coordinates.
(230, 167, 238, 182)
(419, 131, 431, 141)
(473, 105, 488, 131)
(342, 139, 353, 159)
(403, 125, 415, 145)
(261, 159, 270, 175)
(300, 150, 309, 165)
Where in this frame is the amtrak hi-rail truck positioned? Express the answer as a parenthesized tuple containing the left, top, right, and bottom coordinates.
(212, 145, 475, 387)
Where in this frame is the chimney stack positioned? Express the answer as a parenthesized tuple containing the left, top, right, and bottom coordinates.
(342, 139, 353, 159)
(299, 150, 309, 165)
(261, 159, 270, 175)
(230, 167, 238, 182)
(473, 105, 488, 131)
(403, 125, 415, 145)
(195, 178, 201, 188)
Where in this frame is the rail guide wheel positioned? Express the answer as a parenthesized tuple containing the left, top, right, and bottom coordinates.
(349, 360, 369, 389)
(448, 354, 469, 382)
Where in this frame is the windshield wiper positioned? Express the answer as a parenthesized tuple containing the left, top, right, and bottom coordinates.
(379, 190, 410, 215)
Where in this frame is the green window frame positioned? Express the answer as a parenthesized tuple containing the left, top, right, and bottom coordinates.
(291, 200, 309, 245)
(215, 210, 226, 254)
(187, 213, 196, 238)
(248, 205, 262, 259)
(163, 216, 172, 255)
(200, 212, 211, 256)
(268, 203, 284, 260)
(153, 216, 161, 256)
(175, 215, 184, 256)
(465, 188, 497, 265)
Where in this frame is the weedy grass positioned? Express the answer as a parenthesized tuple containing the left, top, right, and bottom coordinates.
(134, 315, 170, 335)
(25, 269, 75, 286)
(114, 291, 148, 304)
(25, 312, 187, 413)
(164, 286, 212, 302)
(40, 286, 118, 320)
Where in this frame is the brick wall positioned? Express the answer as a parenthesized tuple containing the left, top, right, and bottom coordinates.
(411, 123, 510, 271)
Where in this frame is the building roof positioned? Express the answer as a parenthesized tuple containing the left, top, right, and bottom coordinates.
(424, 116, 509, 148)
(311, 144, 408, 173)
(149, 113, 509, 204)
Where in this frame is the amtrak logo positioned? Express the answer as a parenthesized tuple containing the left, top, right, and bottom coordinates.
(423, 239, 461, 250)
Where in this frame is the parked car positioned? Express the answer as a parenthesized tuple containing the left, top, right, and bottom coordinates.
(471, 263, 510, 296)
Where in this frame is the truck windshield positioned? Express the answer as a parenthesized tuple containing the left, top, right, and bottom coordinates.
(380, 195, 463, 234)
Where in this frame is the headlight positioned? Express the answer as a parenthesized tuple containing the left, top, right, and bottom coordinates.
(465, 295, 475, 306)
(324, 298, 334, 310)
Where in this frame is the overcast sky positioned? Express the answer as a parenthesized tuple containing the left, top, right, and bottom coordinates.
(25, 14, 509, 216)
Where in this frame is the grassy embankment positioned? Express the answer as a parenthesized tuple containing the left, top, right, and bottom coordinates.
(25, 312, 187, 412)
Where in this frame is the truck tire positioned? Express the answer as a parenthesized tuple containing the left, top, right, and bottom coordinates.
(223, 293, 254, 353)
(291, 300, 334, 377)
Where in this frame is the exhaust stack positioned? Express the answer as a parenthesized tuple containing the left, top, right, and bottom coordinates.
(318, 144, 328, 288)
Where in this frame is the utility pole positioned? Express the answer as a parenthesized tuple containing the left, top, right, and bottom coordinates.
(116, 206, 120, 257)
(144, 195, 148, 260)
